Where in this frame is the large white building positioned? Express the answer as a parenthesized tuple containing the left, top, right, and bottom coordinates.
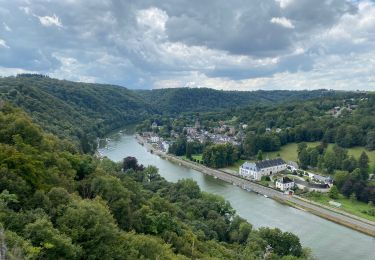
(239, 158, 286, 181)
(276, 177, 295, 191)
(150, 135, 160, 143)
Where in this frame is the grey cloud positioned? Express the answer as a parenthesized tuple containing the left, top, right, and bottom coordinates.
(0, 0, 373, 91)
(163, 0, 355, 56)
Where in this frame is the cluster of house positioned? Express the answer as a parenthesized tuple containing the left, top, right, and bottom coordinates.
(141, 132, 170, 152)
(239, 158, 294, 191)
(328, 103, 358, 118)
(183, 118, 243, 145)
(239, 158, 333, 192)
(184, 127, 241, 145)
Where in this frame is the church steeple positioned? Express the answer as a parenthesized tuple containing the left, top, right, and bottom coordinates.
(194, 113, 200, 129)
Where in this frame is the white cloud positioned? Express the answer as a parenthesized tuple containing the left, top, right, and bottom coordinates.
(49, 53, 97, 82)
(270, 17, 295, 29)
(136, 7, 168, 33)
(1, 0, 373, 91)
(36, 14, 63, 27)
(0, 38, 9, 48)
(0, 66, 35, 76)
(275, 0, 294, 9)
(3, 22, 11, 32)
(19, 6, 31, 15)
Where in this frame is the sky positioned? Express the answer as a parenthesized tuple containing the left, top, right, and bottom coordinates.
(0, 0, 375, 91)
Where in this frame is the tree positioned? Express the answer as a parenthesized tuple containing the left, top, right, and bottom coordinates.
(24, 218, 81, 259)
(329, 186, 339, 199)
(358, 151, 369, 177)
(366, 130, 375, 150)
(258, 228, 303, 257)
(56, 198, 124, 259)
(323, 151, 336, 174)
(342, 156, 357, 173)
(333, 171, 349, 190)
(186, 142, 193, 159)
(297, 143, 307, 155)
(123, 156, 144, 172)
(257, 150, 263, 161)
(309, 148, 319, 167)
(298, 149, 310, 170)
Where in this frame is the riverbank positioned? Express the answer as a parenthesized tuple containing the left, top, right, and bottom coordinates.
(136, 134, 375, 237)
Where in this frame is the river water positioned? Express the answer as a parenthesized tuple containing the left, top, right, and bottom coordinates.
(99, 133, 375, 260)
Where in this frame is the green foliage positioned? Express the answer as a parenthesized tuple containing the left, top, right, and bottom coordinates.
(202, 143, 238, 168)
(136, 88, 337, 114)
(24, 218, 81, 259)
(0, 75, 153, 152)
(258, 228, 303, 257)
(328, 186, 339, 199)
(366, 130, 375, 150)
(359, 151, 369, 175)
(0, 96, 313, 259)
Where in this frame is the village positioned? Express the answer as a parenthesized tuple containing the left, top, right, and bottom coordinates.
(140, 117, 336, 201)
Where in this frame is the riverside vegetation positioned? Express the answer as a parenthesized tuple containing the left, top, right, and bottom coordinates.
(0, 76, 314, 259)
(1, 75, 374, 259)
(137, 90, 375, 218)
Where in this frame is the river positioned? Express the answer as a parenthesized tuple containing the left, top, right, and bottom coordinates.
(99, 133, 375, 260)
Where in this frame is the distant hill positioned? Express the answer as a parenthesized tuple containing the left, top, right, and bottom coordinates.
(0, 75, 153, 152)
(136, 87, 339, 114)
(0, 75, 355, 151)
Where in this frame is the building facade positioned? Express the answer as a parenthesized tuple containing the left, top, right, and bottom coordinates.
(239, 158, 286, 181)
(276, 177, 295, 191)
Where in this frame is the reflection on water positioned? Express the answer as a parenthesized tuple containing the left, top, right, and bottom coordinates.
(99, 134, 375, 260)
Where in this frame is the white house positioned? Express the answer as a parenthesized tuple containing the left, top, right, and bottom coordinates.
(276, 177, 295, 191)
(239, 158, 287, 181)
(150, 135, 160, 143)
(161, 141, 170, 152)
(151, 122, 158, 129)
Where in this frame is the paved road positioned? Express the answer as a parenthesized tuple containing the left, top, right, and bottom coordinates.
(137, 135, 375, 237)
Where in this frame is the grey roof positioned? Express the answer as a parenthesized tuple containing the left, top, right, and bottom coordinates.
(255, 158, 285, 169)
(278, 177, 293, 184)
(313, 174, 333, 183)
(241, 158, 285, 171)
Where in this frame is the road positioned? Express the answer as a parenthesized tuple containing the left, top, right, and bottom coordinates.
(137, 135, 375, 237)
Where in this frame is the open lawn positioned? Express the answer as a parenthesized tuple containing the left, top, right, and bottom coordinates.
(227, 159, 246, 171)
(302, 193, 375, 222)
(180, 154, 203, 163)
(263, 142, 320, 162)
(265, 142, 375, 170)
(192, 154, 203, 161)
(335, 146, 375, 171)
(223, 142, 375, 172)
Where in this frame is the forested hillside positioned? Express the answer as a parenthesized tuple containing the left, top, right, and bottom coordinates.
(0, 104, 310, 259)
(136, 88, 339, 114)
(0, 75, 153, 153)
(191, 92, 373, 153)
(0, 75, 350, 152)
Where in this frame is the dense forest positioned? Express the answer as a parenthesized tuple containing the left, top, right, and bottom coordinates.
(195, 92, 375, 153)
(0, 75, 154, 153)
(0, 75, 357, 153)
(136, 87, 340, 114)
(0, 103, 311, 259)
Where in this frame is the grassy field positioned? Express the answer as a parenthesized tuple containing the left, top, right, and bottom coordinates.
(302, 193, 375, 222)
(227, 159, 246, 171)
(226, 142, 375, 172)
(180, 154, 203, 163)
(265, 142, 375, 167)
(192, 154, 203, 161)
(264, 142, 320, 162)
